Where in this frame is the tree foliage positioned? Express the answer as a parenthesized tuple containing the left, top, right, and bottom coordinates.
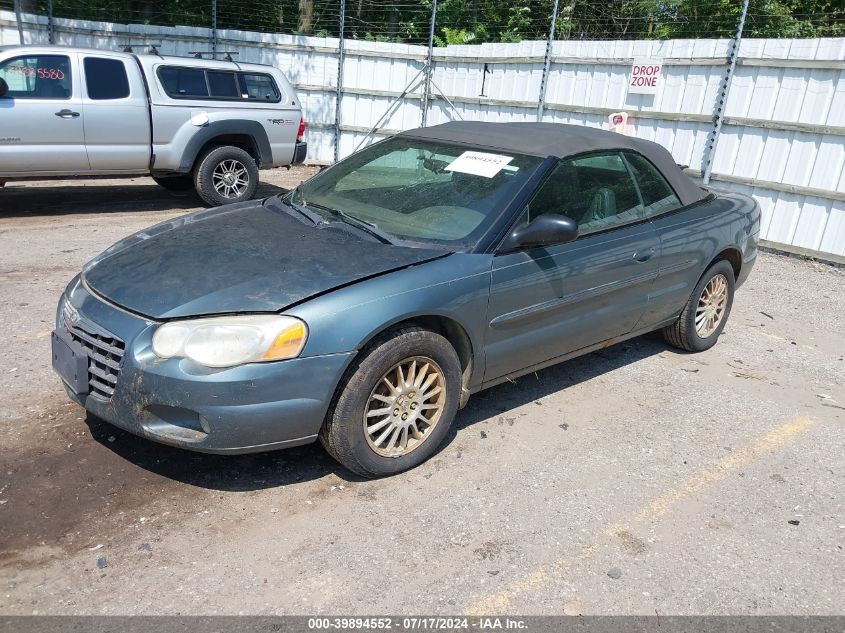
(29, 0, 845, 42)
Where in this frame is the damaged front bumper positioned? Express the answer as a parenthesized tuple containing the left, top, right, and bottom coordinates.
(54, 276, 353, 454)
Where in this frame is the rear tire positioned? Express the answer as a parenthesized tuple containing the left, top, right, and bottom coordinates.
(663, 259, 735, 352)
(194, 146, 258, 207)
(320, 326, 462, 478)
(152, 175, 194, 192)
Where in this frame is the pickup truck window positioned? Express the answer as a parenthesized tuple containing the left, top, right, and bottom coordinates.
(156, 66, 282, 103)
(158, 67, 209, 98)
(83, 58, 130, 100)
(207, 71, 239, 98)
(0, 54, 71, 100)
(238, 73, 281, 102)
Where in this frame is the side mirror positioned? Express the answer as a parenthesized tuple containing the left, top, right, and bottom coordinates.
(500, 214, 579, 252)
(0, 78, 8, 98)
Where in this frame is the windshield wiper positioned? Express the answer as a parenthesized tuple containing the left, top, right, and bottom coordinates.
(280, 191, 324, 226)
(306, 201, 395, 245)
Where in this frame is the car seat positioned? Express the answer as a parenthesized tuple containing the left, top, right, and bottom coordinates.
(580, 187, 617, 227)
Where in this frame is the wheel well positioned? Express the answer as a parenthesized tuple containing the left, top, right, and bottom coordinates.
(366, 316, 474, 389)
(712, 247, 742, 279)
(195, 134, 260, 168)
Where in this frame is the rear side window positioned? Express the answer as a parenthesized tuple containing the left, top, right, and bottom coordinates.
(158, 67, 208, 98)
(207, 70, 239, 98)
(157, 67, 281, 102)
(0, 54, 71, 99)
(84, 58, 130, 100)
(624, 152, 681, 215)
(238, 73, 280, 101)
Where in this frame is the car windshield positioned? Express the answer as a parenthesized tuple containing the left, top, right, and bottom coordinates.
(286, 137, 543, 249)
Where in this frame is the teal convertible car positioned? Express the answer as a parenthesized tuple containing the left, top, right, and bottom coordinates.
(53, 122, 760, 477)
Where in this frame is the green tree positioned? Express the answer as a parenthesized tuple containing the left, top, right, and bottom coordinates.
(36, 0, 845, 41)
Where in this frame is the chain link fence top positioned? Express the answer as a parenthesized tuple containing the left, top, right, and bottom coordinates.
(5, 0, 845, 43)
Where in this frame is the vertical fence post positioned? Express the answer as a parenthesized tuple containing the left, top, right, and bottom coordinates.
(334, 0, 346, 163)
(421, 0, 437, 127)
(211, 0, 218, 55)
(701, 0, 749, 185)
(47, 0, 54, 44)
(13, 0, 24, 44)
(536, 0, 560, 122)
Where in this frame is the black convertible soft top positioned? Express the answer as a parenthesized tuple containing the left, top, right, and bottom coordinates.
(398, 121, 706, 207)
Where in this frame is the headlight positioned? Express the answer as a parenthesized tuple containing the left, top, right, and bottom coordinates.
(152, 315, 307, 368)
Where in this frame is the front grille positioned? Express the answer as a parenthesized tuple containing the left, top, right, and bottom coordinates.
(62, 301, 125, 400)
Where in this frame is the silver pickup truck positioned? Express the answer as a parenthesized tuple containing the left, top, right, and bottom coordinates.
(0, 45, 306, 206)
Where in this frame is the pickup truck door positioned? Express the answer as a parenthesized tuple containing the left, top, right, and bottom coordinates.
(0, 52, 89, 173)
(483, 152, 660, 383)
(79, 54, 151, 172)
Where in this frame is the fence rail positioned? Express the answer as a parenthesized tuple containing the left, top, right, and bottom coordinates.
(1, 7, 844, 261)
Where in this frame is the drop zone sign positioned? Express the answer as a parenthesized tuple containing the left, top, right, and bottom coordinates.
(628, 58, 663, 95)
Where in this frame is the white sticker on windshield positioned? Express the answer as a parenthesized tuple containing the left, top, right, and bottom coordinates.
(445, 151, 514, 178)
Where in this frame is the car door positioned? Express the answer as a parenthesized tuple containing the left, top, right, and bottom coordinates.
(0, 52, 89, 174)
(620, 151, 702, 329)
(483, 152, 661, 383)
(80, 54, 151, 172)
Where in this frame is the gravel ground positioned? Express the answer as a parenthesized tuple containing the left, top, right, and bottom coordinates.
(0, 170, 843, 616)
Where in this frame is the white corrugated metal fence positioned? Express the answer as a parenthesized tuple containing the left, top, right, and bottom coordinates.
(1, 9, 843, 260)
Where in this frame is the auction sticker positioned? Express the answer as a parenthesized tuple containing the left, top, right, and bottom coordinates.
(445, 151, 513, 178)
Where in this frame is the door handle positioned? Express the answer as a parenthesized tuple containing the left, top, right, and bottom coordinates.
(55, 109, 80, 118)
(633, 247, 656, 263)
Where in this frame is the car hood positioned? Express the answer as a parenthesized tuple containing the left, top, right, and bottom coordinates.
(82, 199, 448, 319)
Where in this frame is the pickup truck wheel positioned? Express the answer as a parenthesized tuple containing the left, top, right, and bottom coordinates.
(152, 175, 194, 192)
(663, 259, 735, 352)
(320, 326, 461, 478)
(194, 146, 258, 206)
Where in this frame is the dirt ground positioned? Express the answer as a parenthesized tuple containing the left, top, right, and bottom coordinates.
(0, 169, 843, 616)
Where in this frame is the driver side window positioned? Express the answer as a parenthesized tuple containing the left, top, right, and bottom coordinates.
(0, 55, 72, 99)
(527, 152, 643, 235)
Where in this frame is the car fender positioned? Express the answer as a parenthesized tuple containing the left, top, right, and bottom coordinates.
(286, 253, 494, 390)
(698, 191, 759, 281)
(153, 119, 273, 173)
(181, 119, 273, 171)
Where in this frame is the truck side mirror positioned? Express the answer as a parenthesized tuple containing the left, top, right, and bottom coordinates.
(0, 78, 8, 98)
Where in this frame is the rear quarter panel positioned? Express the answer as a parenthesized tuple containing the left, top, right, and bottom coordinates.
(640, 191, 760, 327)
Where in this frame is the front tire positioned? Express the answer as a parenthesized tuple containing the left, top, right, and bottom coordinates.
(663, 259, 735, 352)
(194, 146, 258, 206)
(320, 326, 462, 478)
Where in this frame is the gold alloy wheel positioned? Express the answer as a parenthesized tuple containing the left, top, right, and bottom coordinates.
(363, 356, 446, 458)
(695, 273, 729, 338)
